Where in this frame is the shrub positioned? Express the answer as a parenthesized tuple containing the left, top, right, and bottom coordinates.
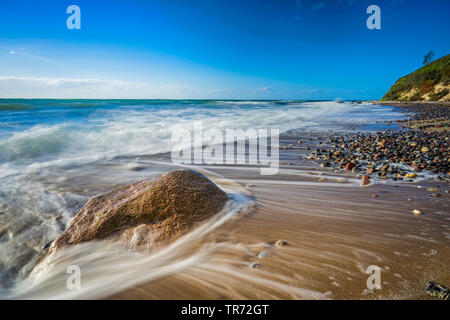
(429, 89, 449, 101)
(409, 91, 423, 101)
(419, 80, 436, 95)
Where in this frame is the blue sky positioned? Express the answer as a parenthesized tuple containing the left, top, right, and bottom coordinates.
(0, 0, 449, 99)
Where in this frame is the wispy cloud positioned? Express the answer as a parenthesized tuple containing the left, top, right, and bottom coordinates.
(0, 76, 205, 98)
(252, 86, 272, 93)
(6, 48, 52, 63)
(298, 88, 320, 94)
(0, 76, 147, 88)
(159, 83, 190, 89)
(250, 86, 274, 97)
(0, 76, 151, 98)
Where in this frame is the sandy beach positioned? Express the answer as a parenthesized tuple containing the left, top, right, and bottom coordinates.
(111, 102, 449, 300)
(111, 132, 449, 300)
(1, 101, 448, 301)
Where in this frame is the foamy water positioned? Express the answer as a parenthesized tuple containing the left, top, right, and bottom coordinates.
(0, 99, 406, 298)
(0, 100, 403, 176)
(3, 192, 255, 299)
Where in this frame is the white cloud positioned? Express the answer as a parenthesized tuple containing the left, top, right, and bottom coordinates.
(210, 88, 234, 93)
(6, 48, 51, 63)
(298, 88, 319, 94)
(0, 76, 152, 99)
(159, 83, 190, 89)
(253, 86, 272, 92)
(0, 76, 206, 98)
(251, 86, 273, 95)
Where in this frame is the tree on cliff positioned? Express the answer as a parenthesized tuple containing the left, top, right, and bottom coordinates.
(423, 51, 434, 65)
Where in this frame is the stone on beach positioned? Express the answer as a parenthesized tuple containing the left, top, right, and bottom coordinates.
(361, 175, 371, 186)
(49, 169, 228, 253)
(430, 193, 442, 198)
(344, 162, 356, 171)
(274, 240, 288, 247)
(307, 119, 449, 181)
(257, 251, 270, 259)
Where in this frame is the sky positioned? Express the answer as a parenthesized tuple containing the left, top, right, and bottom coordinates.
(0, 0, 449, 99)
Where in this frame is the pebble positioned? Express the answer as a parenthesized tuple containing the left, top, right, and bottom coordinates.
(361, 175, 371, 186)
(274, 240, 288, 247)
(306, 121, 448, 181)
(430, 193, 442, 198)
(412, 209, 423, 216)
(344, 162, 356, 171)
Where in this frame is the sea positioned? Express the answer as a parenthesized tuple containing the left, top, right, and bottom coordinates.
(0, 99, 405, 298)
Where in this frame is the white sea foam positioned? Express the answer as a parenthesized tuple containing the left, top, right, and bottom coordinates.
(0, 100, 405, 297)
(2, 194, 255, 299)
(0, 101, 402, 173)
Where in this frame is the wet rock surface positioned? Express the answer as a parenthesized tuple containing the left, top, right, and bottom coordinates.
(49, 169, 229, 253)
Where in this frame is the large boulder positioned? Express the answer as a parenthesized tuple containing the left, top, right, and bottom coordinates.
(49, 170, 228, 252)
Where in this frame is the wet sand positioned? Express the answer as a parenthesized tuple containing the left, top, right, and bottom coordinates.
(111, 140, 449, 300)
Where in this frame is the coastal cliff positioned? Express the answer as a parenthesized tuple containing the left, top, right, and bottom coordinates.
(381, 54, 450, 102)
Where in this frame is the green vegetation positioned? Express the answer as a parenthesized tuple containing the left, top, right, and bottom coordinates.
(381, 54, 450, 101)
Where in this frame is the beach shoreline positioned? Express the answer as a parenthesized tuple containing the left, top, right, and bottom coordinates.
(1, 101, 448, 300)
(108, 102, 449, 300)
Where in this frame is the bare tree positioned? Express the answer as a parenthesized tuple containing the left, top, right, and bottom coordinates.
(423, 50, 434, 65)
